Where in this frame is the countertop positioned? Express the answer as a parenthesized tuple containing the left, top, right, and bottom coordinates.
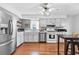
(24, 29, 39, 32)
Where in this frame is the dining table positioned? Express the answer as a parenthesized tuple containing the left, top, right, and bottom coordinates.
(57, 34, 79, 55)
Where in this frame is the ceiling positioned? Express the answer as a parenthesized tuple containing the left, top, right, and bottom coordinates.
(0, 3, 79, 17)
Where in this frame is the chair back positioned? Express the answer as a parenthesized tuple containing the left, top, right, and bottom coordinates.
(72, 32, 79, 38)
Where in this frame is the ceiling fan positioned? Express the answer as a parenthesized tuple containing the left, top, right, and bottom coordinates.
(39, 3, 61, 15)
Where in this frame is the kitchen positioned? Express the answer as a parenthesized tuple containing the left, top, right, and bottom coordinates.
(21, 17, 67, 43)
(0, 3, 79, 55)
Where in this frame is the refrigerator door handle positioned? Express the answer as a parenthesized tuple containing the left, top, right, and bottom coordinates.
(10, 20, 13, 35)
(8, 19, 13, 35)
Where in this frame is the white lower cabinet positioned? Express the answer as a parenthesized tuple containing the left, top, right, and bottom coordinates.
(24, 32, 29, 42)
(24, 32, 39, 42)
(33, 32, 39, 42)
(29, 32, 33, 42)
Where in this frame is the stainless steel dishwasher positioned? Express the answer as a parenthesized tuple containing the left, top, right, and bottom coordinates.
(39, 32, 46, 43)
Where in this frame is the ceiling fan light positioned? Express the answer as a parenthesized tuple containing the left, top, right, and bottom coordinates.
(42, 9, 45, 12)
(39, 3, 56, 16)
(48, 9, 52, 12)
(40, 11, 44, 15)
(49, 8, 55, 12)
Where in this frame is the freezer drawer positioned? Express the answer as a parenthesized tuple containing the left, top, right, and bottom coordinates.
(0, 34, 11, 44)
(0, 40, 13, 55)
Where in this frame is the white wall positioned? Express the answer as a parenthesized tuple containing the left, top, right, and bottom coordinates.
(61, 17, 72, 34)
(71, 14, 79, 33)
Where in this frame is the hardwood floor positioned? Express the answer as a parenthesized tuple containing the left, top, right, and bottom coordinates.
(13, 43, 65, 55)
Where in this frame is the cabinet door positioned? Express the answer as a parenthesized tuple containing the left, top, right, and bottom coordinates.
(33, 32, 39, 42)
(17, 32, 21, 47)
(24, 32, 39, 42)
(29, 32, 33, 42)
(20, 32, 24, 44)
(24, 32, 29, 42)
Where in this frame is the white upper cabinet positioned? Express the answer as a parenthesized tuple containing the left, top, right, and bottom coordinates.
(39, 17, 66, 27)
(39, 18, 55, 27)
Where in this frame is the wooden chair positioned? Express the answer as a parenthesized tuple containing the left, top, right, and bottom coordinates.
(66, 32, 79, 55)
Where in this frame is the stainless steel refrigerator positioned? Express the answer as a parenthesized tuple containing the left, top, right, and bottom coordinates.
(0, 11, 16, 55)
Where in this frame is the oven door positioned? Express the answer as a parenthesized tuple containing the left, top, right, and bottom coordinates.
(49, 34, 55, 39)
(47, 32, 57, 43)
(47, 33, 56, 40)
